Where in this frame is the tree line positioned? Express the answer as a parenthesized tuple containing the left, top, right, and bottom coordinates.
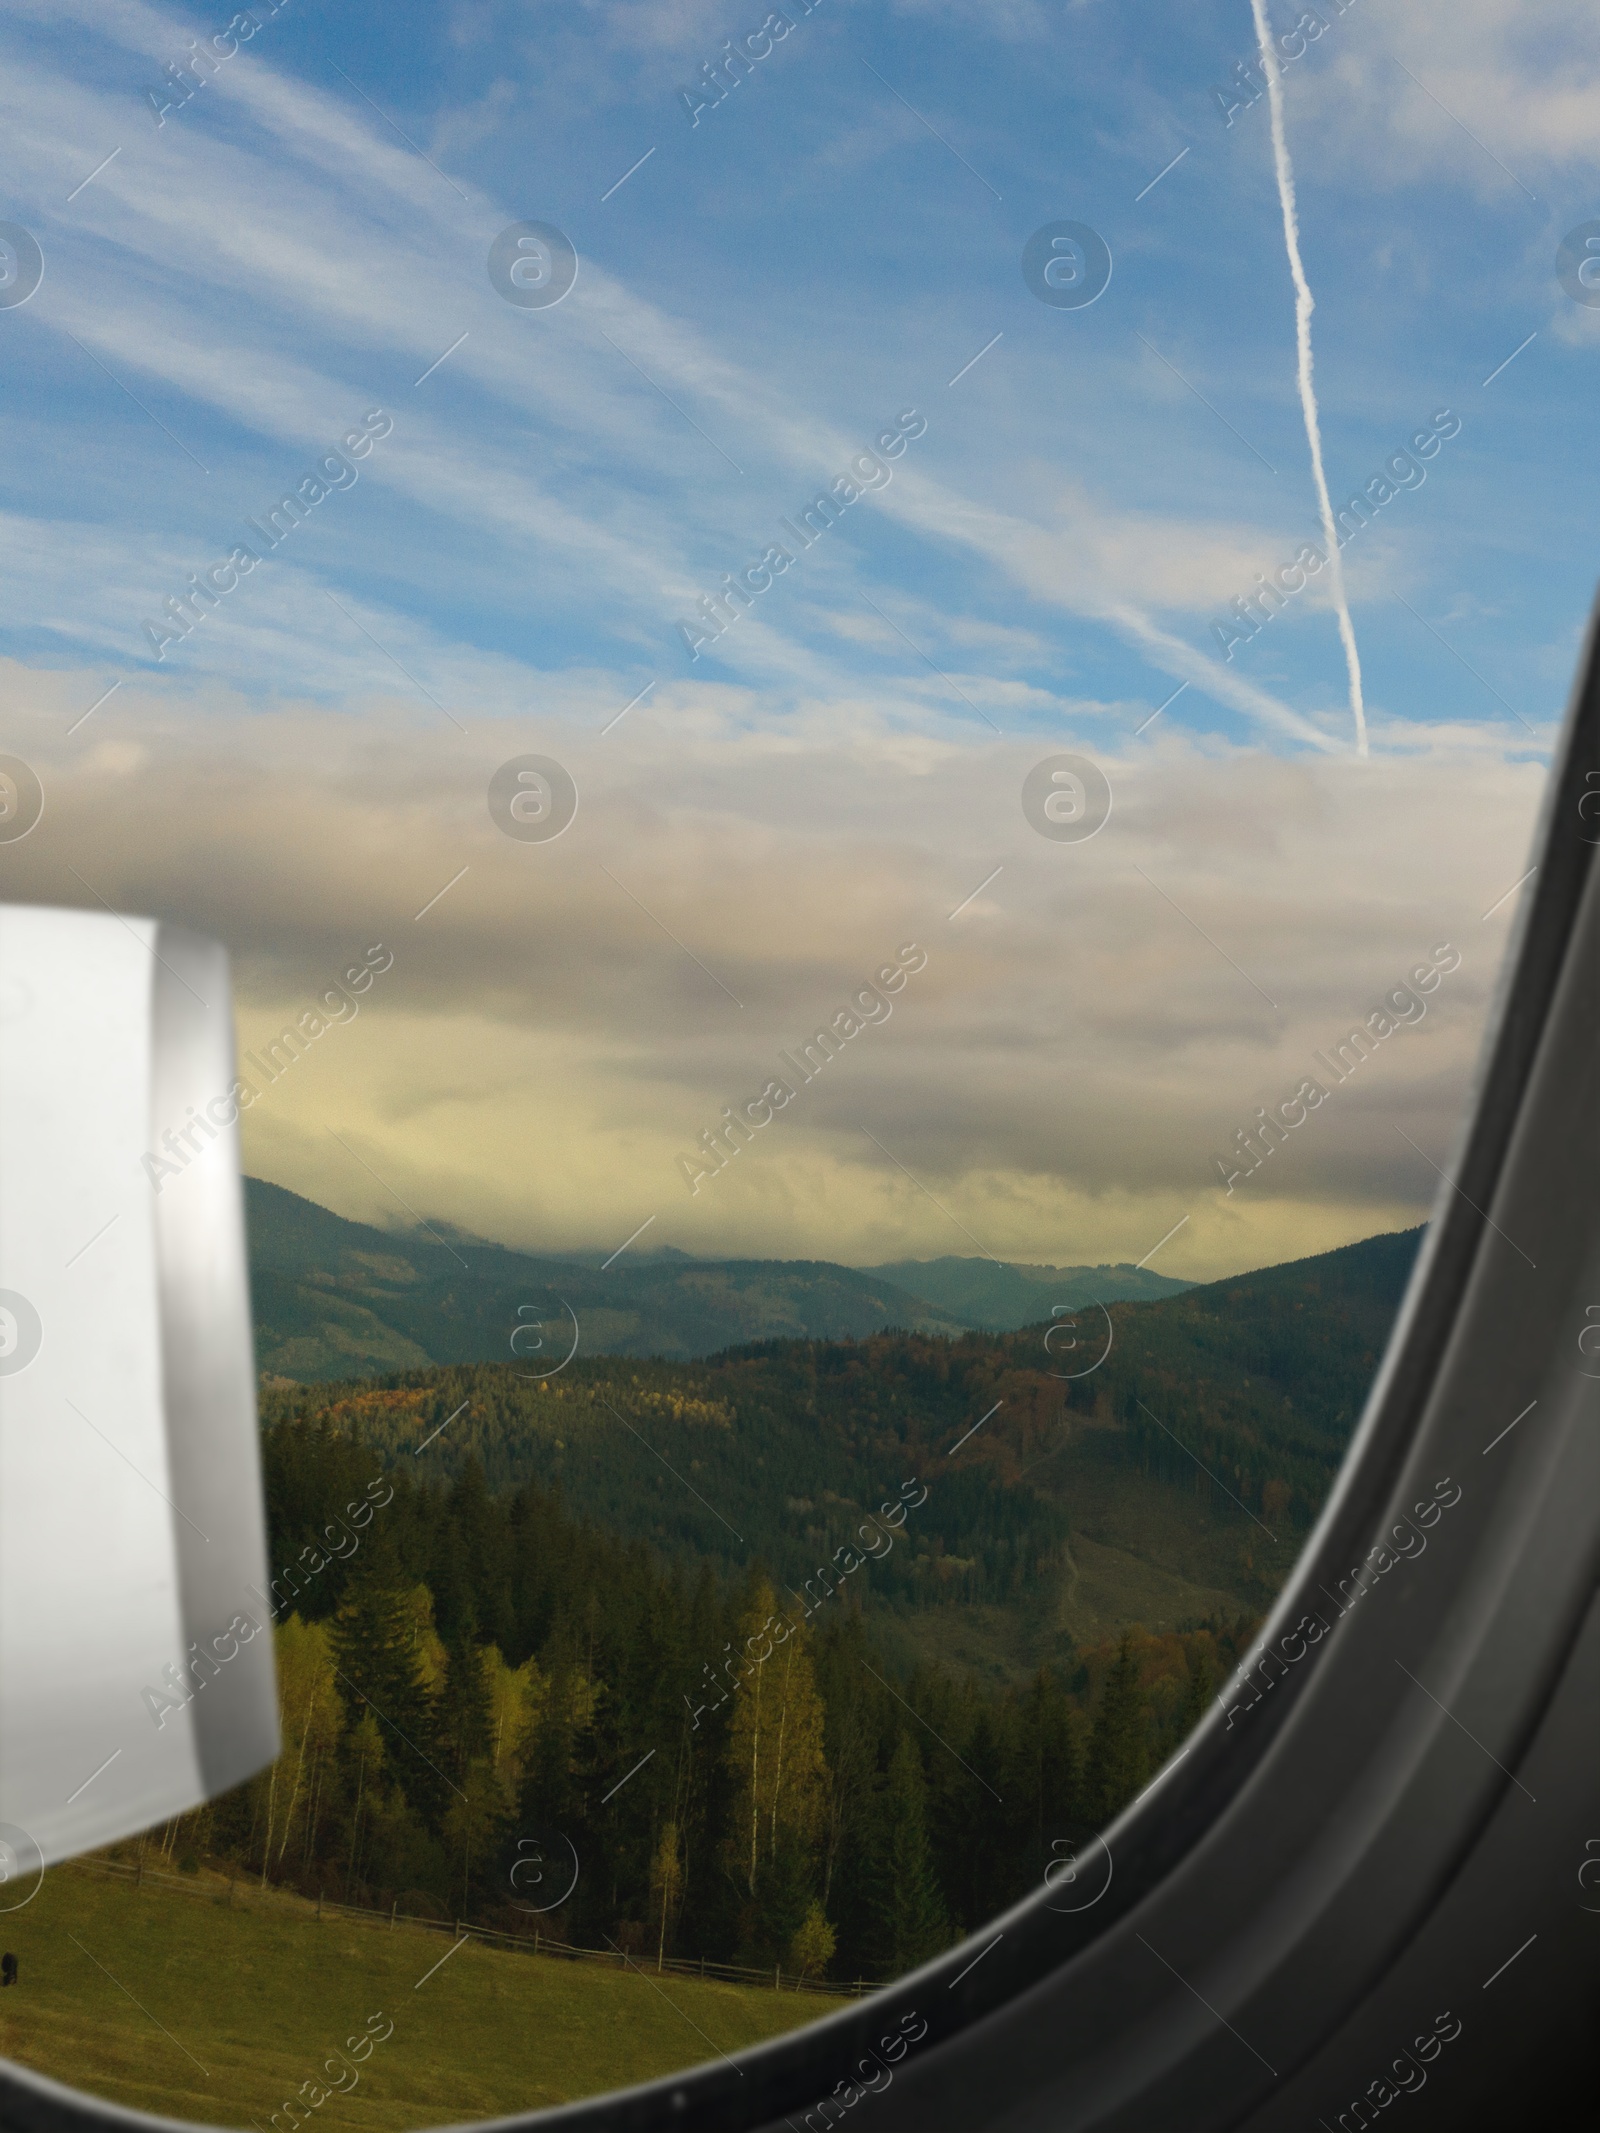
(153, 1421, 1256, 1985)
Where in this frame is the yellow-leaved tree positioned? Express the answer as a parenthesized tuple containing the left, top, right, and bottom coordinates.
(649, 1819, 683, 1968)
(259, 1615, 343, 1883)
(724, 1580, 828, 1898)
(482, 1645, 541, 1789)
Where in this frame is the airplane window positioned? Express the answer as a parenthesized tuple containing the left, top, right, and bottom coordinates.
(0, 1, 1571, 2126)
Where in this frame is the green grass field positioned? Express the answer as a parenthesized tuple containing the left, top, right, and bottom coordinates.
(0, 1864, 830, 2126)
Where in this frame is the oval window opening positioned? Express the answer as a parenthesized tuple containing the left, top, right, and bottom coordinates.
(0, 2, 1560, 2126)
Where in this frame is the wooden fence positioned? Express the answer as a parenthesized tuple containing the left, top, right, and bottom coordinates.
(68, 1853, 869, 1999)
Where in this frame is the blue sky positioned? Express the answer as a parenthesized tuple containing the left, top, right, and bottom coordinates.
(0, 0, 1589, 1275)
(1, 0, 1590, 730)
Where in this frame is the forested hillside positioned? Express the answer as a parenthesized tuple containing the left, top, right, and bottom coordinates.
(258, 1224, 1422, 1655)
(155, 1223, 1421, 1988)
(170, 1431, 1253, 1986)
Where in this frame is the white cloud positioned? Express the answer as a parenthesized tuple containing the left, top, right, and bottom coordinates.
(0, 656, 1548, 1278)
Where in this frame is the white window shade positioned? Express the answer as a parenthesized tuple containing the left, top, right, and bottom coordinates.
(0, 904, 278, 1873)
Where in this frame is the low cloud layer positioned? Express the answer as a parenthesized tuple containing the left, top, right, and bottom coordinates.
(1, 659, 1546, 1282)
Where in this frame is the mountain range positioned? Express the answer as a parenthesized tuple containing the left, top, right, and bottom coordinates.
(245, 1178, 1192, 1381)
(256, 1192, 1423, 1679)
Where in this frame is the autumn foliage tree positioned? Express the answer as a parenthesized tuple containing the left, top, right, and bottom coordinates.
(718, 1580, 832, 1962)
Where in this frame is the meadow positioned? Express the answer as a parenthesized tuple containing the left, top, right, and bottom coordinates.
(0, 1860, 825, 2127)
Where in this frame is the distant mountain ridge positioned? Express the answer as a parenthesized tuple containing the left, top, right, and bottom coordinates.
(864, 1254, 1190, 1329)
(245, 1178, 1191, 1379)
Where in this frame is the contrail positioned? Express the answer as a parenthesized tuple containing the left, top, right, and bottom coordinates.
(1249, 0, 1367, 756)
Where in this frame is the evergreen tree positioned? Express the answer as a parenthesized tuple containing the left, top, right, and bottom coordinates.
(813, 1612, 882, 1911)
(515, 1639, 581, 1830)
(1014, 1665, 1086, 1847)
(1084, 1634, 1149, 1825)
(341, 1711, 386, 1893)
(945, 1706, 1009, 1933)
(862, 1733, 949, 1979)
(436, 1617, 493, 1779)
(1175, 1643, 1215, 1746)
(329, 1535, 442, 1823)
(747, 1836, 815, 1970)
(442, 1760, 507, 1916)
